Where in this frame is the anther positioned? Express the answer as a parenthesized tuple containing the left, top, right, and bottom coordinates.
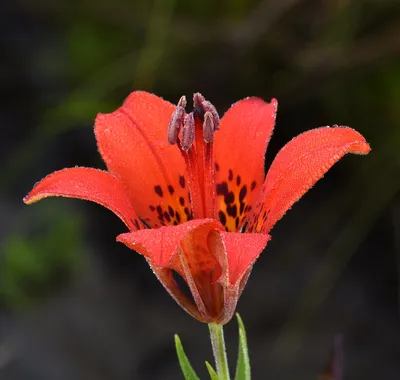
(193, 92, 220, 130)
(177, 95, 187, 109)
(203, 111, 214, 143)
(201, 100, 220, 130)
(193, 92, 205, 108)
(168, 95, 187, 145)
(181, 112, 195, 151)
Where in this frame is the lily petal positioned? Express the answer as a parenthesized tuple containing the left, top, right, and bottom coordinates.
(117, 219, 231, 323)
(95, 91, 190, 229)
(247, 126, 371, 233)
(24, 167, 141, 230)
(216, 231, 271, 285)
(146, 263, 205, 322)
(214, 97, 277, 231)
(116, 218, 223, 267)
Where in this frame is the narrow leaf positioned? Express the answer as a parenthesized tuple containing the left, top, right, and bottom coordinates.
(205, 361, 220, 380)
(235, 313, 251, 380)
(175, 334, 200, 380)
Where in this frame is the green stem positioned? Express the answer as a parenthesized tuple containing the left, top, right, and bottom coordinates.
(208, 323, 231, 380)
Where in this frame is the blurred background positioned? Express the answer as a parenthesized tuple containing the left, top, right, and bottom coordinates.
(1, 0, 400, 379)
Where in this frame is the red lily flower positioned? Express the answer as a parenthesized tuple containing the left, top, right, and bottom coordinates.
(24, 91, 370, 324)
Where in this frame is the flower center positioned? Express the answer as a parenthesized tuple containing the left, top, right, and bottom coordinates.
(168, 93, 220, 220)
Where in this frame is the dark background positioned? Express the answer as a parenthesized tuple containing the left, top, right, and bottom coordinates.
(1, 0, 400, 379)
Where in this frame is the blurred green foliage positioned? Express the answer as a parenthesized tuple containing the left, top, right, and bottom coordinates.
(0, 2, 399, 380)
(2, 2, 399, 370)
(0, 205, 83, 310)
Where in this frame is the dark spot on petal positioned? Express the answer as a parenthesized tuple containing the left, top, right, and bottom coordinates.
(173, 221, 178, 226)
(251, 181, 257, 191)
(176, 212, 181, 223)
(168, 206, 175, 217)
(239, 185, 247, 202)
(184, 207, 190, 216)
(235, 217, 239, 229)
(154, 185, 163, 197)
(179, 197, 185, 206)
(228, 169, 233, 181)
(164, 211, 171, 222)
(158, 214, 164, 222)
(179, 176, 185, 188)
(215, 162, 220, 172)
(216, 182, 228, 196)
(240, 202, 245, 215)
(263, 210, 269, 222)
(236, 175, 241, 186)
(227, 204, 237, 218)
(134, 219, 141, 230)
(168, 185, 174, 195)
(149, 205, 155, 212)
(219, 211, 227, 226)
(224, 191, 235, 204)
(157, 205, 163, 216)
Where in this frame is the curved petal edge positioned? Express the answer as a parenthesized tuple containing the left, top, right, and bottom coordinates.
(247, 126, 371, 233)
(24, 167, 141, 231)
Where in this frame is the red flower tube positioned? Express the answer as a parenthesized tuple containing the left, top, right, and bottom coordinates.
(24, 91, 370, 324)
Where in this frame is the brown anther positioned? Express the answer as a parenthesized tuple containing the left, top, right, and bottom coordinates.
(193, 92, 220, 130)
(203, 111, 214, 143)
(167, 96, 187, 145)
(193, 92, 205, 108)
(181, 112, 195, 151)
(177, 95, 187, 108)
(201, 100, 220, 130)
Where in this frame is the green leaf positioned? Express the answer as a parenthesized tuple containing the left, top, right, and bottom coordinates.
(234, 313, 251, 380)
(174, 334, 200, 380)
(205, 361, 220, 380)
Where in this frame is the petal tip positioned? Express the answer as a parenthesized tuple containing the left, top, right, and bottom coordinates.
(116, 233, 129, 244)
(23, 194, 32, 204)
(354, 134, 371, 153)
(352, 140, 371, 155)
(270, 97, 278, 111)
(23, 190, 47, 205)
(333, 125, 371, 155)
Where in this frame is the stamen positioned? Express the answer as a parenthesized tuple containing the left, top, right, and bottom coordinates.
(201, 101, 220, 130)
(168, 93, 221, 220)
(203, 111, 214, 143)
(193, 92, 220, 130)
(168, 95, 187, 145)
(181, 112, 195, 151)
(178, 95, 187, 108)
(193, 92, 205, 108)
